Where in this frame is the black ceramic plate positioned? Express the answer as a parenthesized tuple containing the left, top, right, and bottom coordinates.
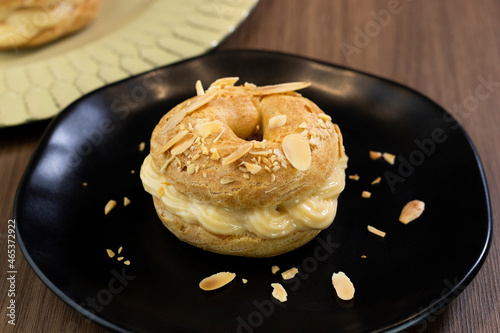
(15, 50, 492, 333)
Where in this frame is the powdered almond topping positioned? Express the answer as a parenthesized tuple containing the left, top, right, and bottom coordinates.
(199, 272, 236, 291)
(268, 115, 287, 129)
(383, 152, 396, 165)
(171, 134, 196, 155)
(367, 225, 386, 238)
(252, 82, 311, 95)
(331, 272, 355, 301)
(271, 283, 288, 302)
(399, 200, 425, 224)
(222, 143, 253, 165)
(281, 268, 299, 280)
(195, 121, 221, 138)
(156, 130, 189, 155)
(105, 200, 117, 215)
(282, 134, 311, 171)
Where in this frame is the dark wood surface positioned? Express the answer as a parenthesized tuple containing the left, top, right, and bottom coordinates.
(1, 1, 499, 332)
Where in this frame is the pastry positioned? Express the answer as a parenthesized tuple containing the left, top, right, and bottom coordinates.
(141, 78, 348, 257)
(0, 0, 101, 49)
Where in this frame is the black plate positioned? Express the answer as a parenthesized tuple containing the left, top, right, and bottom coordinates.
(15, 50, 492, 333)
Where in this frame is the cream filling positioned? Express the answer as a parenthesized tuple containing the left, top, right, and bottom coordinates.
(140, 153, 347, 239)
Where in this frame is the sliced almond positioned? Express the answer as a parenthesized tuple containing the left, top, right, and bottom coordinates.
(281, 267, 299, 280)
(156, 130, 189, 155)
(222, 143, 253, 165)
(160, 155, 176, 172)
(171, 134, 196, 155)
(106, 249, 115, 258)
(195, 80, 204, 96)
(123, 197, 131, 206)
(367, 225, 386, 238)
(268, 115, 287, 129)
(298, 121, 308, 129)
(199, 272, 236, 291)
(243, 162, 262, 174)
(369, 150, 382, 160)
(195, 121, 221, 138)
(220, 176, 237, 184)
(184, 89, 217, 115)
(282, 134, 311, 171)
(271, 283, 288, 302)
(399, 200, 425, 224)
(361, 191, 372, 198)
(318, 113, 332, 121)
(252, 82, 311, 95)
(105, 200, 117, 215)
(331, 271, 355, 301)
(209, 77, 239, 88)
(382, 152, 396, 165)
(160, 109, 187, 135)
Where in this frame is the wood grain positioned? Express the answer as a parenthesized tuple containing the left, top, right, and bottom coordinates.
(1, 1, 499, 332)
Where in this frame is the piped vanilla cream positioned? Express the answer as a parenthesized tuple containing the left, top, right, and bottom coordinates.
(140, 152, 347, 239)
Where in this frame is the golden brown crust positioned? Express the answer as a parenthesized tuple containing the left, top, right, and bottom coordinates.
(153, 197, 321, 257)
(150, 83, 340, 209)
(0, 0, 101, 49)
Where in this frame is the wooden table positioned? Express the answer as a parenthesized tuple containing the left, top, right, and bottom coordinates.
(1, 1, 499, 332)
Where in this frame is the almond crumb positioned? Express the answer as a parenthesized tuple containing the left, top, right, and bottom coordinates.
(118, 246, 123, 254)
(281, 268, 299, 280)
(104, 200, 117, 215)
(199, 272, 236, 291)
(361, 191, 372, 198)
(371, 177, 382, 185)
(271, 283, 287, 302)
(369, 151, 382, 160)
(367, 225, 386, 238)
(382, 152, 396, 165)
(138, 142, 145, 152)
(124, 260, 130, 266)
(124, 197, 131, 206)
(242, 278, 248, 284)
(349, 174, 360, 181)
(117, 257, 124, 261)
(82, 182, 88, 186)
(331, 271, 355, 301)
(271, 265, 280, 274)
(106, 249, 115, 258)
(399, 200, 425, 224)
(361, 255, 367, 259)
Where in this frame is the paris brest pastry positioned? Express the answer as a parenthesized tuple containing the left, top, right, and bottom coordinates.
(140, 78, 348, 257)
(0, 0, 101, 49)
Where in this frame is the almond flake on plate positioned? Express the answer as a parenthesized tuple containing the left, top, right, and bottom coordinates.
(331, 271, 355, 301)
(199, 272, 236, 291)
(271, 283, 288, 302)
(399, 200, 425, 224)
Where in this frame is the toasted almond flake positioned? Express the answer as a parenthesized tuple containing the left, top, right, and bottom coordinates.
(244, 82, 256, 88)
(157, 186, 165, 197)
(271, 265, 280, 274)
(138, 142, 145, 151)
(171, 134, 196, 155)
(124, 260, 130, 265)
(195, 121, 221, 138)
(318, 113, 332, 121)
(160, 155, 176, 171)
(195, 80, 204, 96)
(349, 174, 360, 181)
(282, 134, 311, 171)
(399, 200, 425, 224)
(105, 200, 117, 215)
(117, 256, 124, 261)
(220, 177, 236, 184)
(252, 82, 311, 95)
(222, 143, 253, 165)
(118, 246, 123, 254)
(186, 164, 196, 174)
(299, 121, 308, 129)
(371, 177, 382, 185)
(242, 278, 248, 284)
(106, 249, 115, 258)
(199, 272, 236, 291)
(209, 77, 239, 88)
(243, 162, 262, 174)
(361, 191, 372, 198)
(367, 225, 386, 238)
(382, 152, 396, 165)
(156, 130, 189, 155)
(369, 151, 382, 160)
(272, 165, 281, 172)
(332, 272, 355, 301)
(249, 150, 270, 156)
(281, 267, 299, 280)
(161, 110, 188, 136)
(271, 283, 288, 302)
(268, 114, 287, 129)
(184, 89, 217, 115)
(124, 197, 131, 206)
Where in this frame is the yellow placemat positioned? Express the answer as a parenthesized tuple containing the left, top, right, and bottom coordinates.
(0, 0, 258, 127)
